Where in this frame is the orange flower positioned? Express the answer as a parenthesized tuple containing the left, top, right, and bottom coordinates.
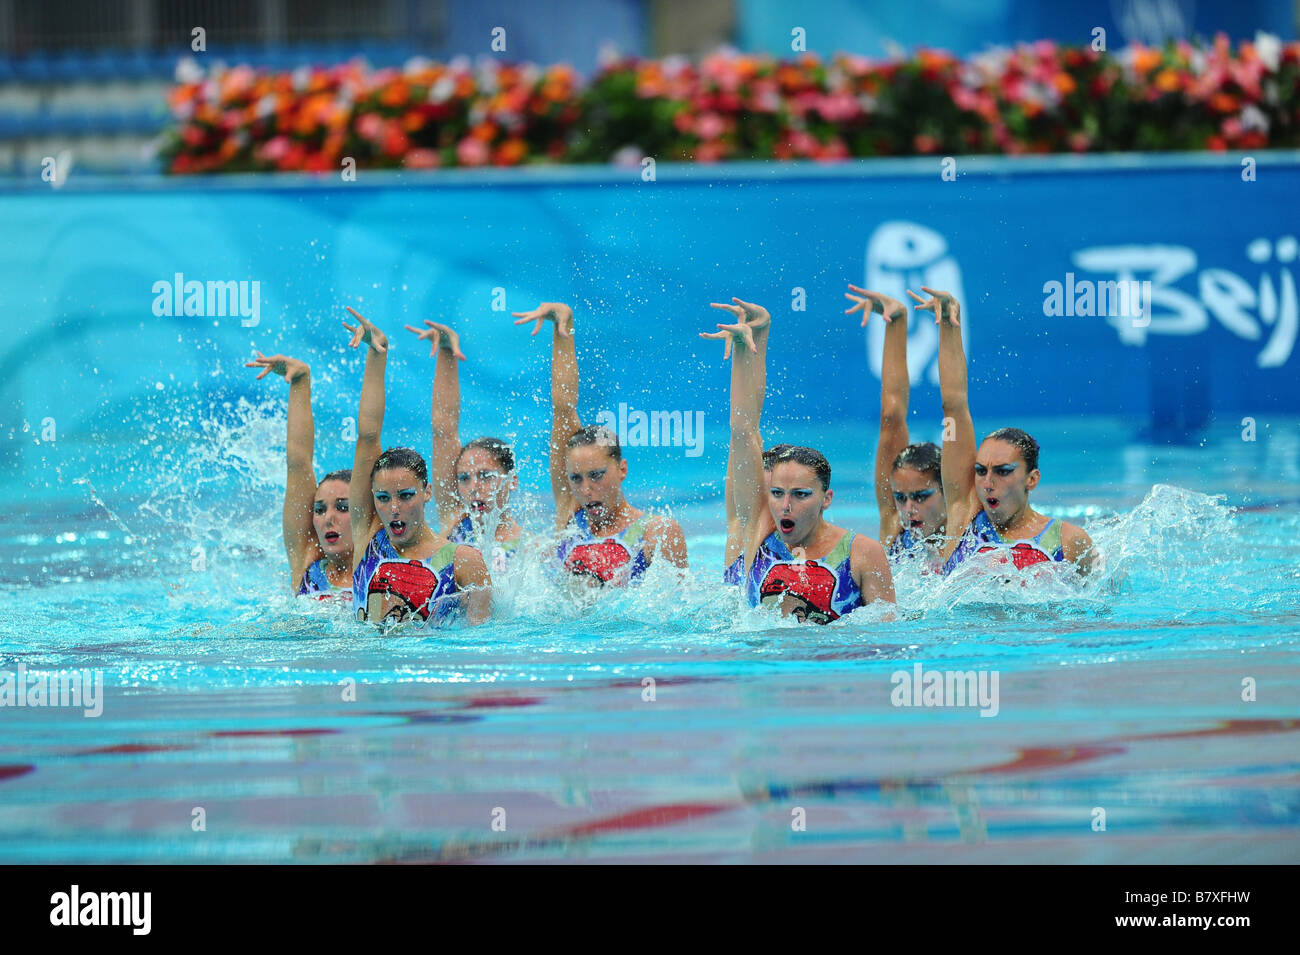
(1210, 92, 1239, 112)
(1133, 48, 1163, 74)
(734, 55, 759, 81)
(470, 122, 498, 142)
(494, 138, 528, 165)
(1053, 72, 1077, 96)
(1154, 69, 1181, 93)
(918, 49, 954, 72)
(380, 80, 411, 108)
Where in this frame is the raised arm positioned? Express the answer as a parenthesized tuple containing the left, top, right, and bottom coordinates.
(343, 306, 389, 566)
(720, 303, 773, 564)
(847, 286, 911, 545)
(909, 287, 976, 556)
(703, 298, 771, 574)
(406, 320, 467, 531)
(246, 353, 320, 584)
(513, 302, 579, 528)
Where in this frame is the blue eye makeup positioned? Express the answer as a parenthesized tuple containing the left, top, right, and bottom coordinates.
(893, 489, 938, 504)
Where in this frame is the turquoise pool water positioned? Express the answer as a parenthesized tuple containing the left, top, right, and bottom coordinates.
(1, 412, 1298, 863)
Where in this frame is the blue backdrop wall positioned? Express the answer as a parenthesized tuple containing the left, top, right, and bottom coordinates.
(3, 153, 1298, 482)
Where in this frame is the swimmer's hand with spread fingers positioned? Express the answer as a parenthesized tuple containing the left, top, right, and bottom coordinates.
(343, 305, 390, 353)
(405, 319, 467, 360)
(701, 297, 770, 359)
(511, 301, 574, 338)
(906, 286, 961, 327)
(245, 353, 310, 383)
(845, 285, 907, 327)
(699, 319, 756, 360)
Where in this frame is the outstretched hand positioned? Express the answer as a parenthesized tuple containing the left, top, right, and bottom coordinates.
(845, 285, 907, 327)
(907, 286, 961, 327)
(342, 306, 389, 353)
(701, 297, 770, 359)
(699, 320, 757, 361)
(245, 352, 309, 382)
(511, 302, 574, 338)
(711, 297, 771, 333)
(404, 320, 466, 360)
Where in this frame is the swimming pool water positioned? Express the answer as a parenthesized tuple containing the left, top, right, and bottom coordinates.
(1, 414, 1298, 862)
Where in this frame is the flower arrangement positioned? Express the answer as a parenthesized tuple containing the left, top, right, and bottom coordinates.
(162, 34, 1300, 173)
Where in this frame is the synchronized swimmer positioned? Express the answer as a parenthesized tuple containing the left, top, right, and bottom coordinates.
(251, 287, 1098, 630)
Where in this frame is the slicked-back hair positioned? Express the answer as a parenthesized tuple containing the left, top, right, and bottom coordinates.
(985, 427, 1040, 472)
(769, 445, 832, 491)
(892, 442, 941, 484)
(371, 447, 429, 484)
(458, 437, 515, 474)
(567, 425, 621, 461)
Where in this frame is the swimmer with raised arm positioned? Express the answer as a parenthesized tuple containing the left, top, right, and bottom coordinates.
(405, 319, 521, 574)
(845, 285, 947, 573)
(343, 307, 491, 627)
(719, 298, 895, 623)
(918, 286, 1096, 575)
(513, 301, 687, 586)
(245, 352, 354, 600)
(704, 299, 790, 585)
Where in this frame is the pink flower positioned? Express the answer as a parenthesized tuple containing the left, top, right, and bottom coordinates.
(355, 113, 383, 140)
(456, 136, 490, 166)
(611, 145, 643, 167)
(695, 112, 726, 139)
(259, 136, 291, 161)
(816, 92, 861, 122)
(788, 129, 819, 156)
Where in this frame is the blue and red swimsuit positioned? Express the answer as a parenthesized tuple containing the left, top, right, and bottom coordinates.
(556, 509, 651, 586)
(745, 530, 862, 624)
(352, 528, 463, 626)
(942, 510, 1065, 575)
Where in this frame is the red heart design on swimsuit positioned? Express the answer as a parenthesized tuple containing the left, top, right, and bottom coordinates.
(759, 560, 840, 620)
(368, 559, 439, 620)
(565, 539, 631, 584)
(978, 543, 1051, 570)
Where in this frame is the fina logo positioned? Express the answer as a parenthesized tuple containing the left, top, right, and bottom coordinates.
(864, 222, 971, 385)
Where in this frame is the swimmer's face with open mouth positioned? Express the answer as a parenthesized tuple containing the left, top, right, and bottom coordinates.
(372, 467, 432, 542)
(455, 447, 515, 518)
(768, 461, 831, 548)
(891, 467, 945, 539)
(565, 444, 627, 522)
(312, 478, 352, 560)
(974, 439, 1040, 527)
